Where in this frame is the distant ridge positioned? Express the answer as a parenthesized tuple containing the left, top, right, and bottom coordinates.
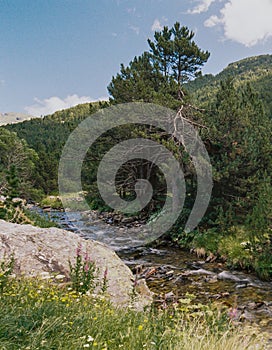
(0, 112, 34, 126)
(0, 101, 106, 126)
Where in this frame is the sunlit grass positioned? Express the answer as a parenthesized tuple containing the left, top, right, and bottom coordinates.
(0, 278, 269, 350)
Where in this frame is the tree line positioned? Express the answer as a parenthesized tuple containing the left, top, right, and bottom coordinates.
(2, 22, 272, 278)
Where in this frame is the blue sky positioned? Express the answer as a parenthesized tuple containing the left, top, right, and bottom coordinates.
(0, 0, 272, 115)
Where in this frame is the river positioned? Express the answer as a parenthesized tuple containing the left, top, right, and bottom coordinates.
(35, 208, 272, 335)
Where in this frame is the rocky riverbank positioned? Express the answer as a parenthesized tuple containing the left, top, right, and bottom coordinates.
(119, 245, 272, 333)
(25, 207, 272, 335)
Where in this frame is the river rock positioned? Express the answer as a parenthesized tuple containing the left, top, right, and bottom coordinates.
(0, 220, 152, 309)
(240, 310, 255, 322)
(236, 283, 248, 289)
(184, 268, 215, 276)
(217, 271, 250, 283)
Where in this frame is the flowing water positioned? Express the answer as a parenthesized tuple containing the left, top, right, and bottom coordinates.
(34, 208, 272, 335)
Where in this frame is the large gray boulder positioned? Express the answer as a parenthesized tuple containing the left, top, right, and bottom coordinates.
(0, 220, 152, 309)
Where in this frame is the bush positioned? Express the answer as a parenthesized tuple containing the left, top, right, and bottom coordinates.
(218, 227, 253, 270)
(253, 250, 272, 280)
(23, 208, 59, 228)
(191, 228, 221, 255)
(40, 196, 63, 209)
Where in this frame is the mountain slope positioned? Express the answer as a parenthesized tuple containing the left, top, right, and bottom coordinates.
(3, 55, 271, 195)
(4, 101, 108, 193)
(186, 54, 272, 117)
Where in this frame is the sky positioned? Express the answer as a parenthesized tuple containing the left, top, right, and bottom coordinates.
(0, 0, 272, 116)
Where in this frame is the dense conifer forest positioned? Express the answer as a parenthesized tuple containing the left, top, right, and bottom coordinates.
(1, 23, 271, 278)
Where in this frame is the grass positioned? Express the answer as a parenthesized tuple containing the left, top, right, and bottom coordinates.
(186, 226, 272, 280)
(40, 196, 63, 210)
(23, 208, 59, 228)
(0, 200, 59, 229)
(0, 278, 269, 350)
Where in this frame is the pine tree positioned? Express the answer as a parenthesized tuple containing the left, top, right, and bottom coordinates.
(108, 22, 210, 106)
(205, 78, 272, 225)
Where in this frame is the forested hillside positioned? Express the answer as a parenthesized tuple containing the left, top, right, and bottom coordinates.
(6, 55, 272, 201)
(186, 54, 272, 117)
(5, 101, 109, 194)
(1, 23, 272, 279)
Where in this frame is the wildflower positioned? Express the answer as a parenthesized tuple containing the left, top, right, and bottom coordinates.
(228, 307, 238, 320)
(84, 251, 89, 262)
(87, 335, 94, 342)
(83, 344, 90, 348)
(162, 300, 167, 309)
(102, 267, 108, 292)
(138, 325, 143, 331)
(76, 243, 82, 257)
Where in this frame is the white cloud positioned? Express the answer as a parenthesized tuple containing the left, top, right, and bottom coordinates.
(204, 14, 221, 27)
(129, 24, 140, 35)
(188, 0, 216, 14)
(24, 94, 108, 116)
(204, 0, 272, 47)
(151, 19, 163, 31)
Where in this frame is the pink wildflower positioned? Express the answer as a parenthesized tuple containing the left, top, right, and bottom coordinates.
(84, 263, 89, 272)
(228, 307, 238, 320)
(76, 243, 82, 257)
